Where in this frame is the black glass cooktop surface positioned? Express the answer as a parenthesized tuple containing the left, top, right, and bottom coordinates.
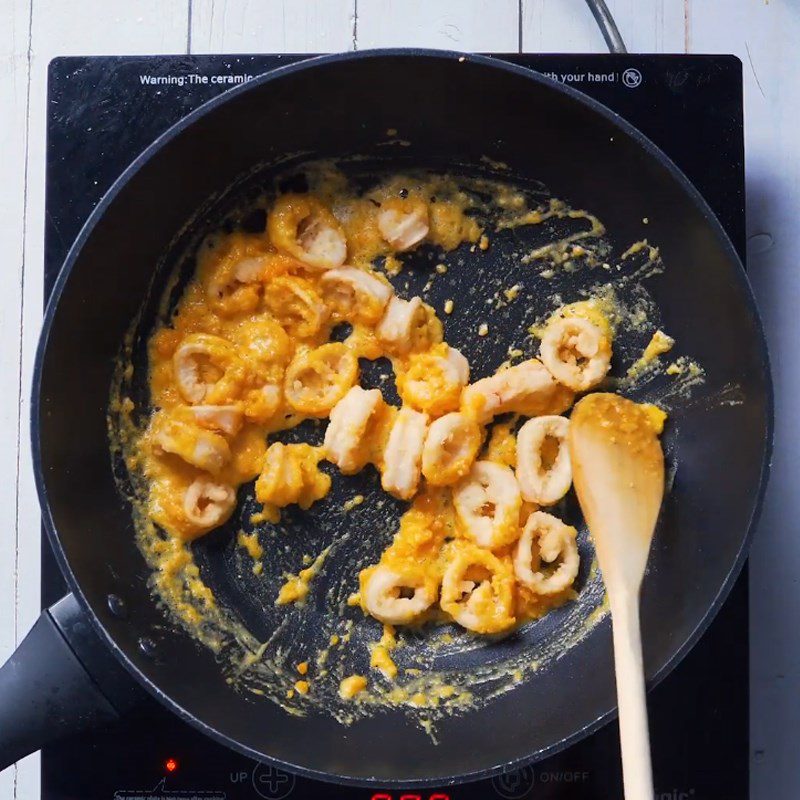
(42, 53, 746, 800)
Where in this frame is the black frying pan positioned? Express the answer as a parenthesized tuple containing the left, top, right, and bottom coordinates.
(0, 50, 772, 786)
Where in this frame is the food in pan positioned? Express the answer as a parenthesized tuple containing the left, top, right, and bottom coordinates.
(133, 167, 666, 637)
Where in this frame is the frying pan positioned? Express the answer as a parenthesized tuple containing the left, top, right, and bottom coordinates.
(0, 50, 771, 786)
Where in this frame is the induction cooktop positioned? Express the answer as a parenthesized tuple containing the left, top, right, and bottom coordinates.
(42, 53, 746, 800)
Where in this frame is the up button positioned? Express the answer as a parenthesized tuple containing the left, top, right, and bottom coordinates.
(251, 762, 296, 799)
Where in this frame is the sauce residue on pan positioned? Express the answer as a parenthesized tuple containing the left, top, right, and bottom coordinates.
(108, 159, 715, 735)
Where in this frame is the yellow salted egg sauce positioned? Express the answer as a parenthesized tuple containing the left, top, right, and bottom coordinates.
(110, 162, 681, 726)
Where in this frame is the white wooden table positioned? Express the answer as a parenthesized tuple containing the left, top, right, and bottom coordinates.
(1, 2, 797, 797)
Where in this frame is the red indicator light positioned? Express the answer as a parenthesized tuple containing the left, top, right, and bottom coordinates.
(165, 758, 178, 773)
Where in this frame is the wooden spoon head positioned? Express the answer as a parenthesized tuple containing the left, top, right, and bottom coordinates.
(569, 393, 665, 594)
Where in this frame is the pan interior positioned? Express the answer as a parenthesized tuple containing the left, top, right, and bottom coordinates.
(112, 155, 694, 732)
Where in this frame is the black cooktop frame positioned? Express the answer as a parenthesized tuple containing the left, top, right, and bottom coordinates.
(41, 53, 746, 800)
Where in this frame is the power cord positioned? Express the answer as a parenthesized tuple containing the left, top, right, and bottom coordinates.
(584, 0, 627, 53)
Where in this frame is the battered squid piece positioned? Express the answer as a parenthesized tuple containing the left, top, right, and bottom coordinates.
(187, 405, 244, 436)
(361, 565, 437, 625)
(172, 333, 242, 405)
(381, 407, 429, 500)
(283, 342, 359, 417)
(320, 266, 394, 324)
(539, 315, 612, 392)
(242, 383, 282, 425)
(461, 358, 574, 424)
(263, 275, 330, 339)
(324, 386, 386, 474)
(255, 442, 331, 510)
(515, 415, 572, 505)
(452, 461, 522, 548)
(230, 314, 292, 368)
(375, 296, 425, 355)
(377, 197, 430, 251)
(397, 344, 470, 417)
(513, 511, 579, 595)
(183, 478, 236, 530)
(231, 255, 268, 283)
(440, 543, 516, 634)
(206, 253, 269, 316)
(267, 193, 347, 271)
(152, 413, 232, 474)
(421, 411, 482, 486)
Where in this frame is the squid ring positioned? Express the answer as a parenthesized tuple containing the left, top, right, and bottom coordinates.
(515, 415, 572, 505)
(461, 358, 574, 423)
(513, 511, 579, 595)
(320, 266, 393, 324)
(183, 478, 236, 529)
(172, 333, 241, 405)
(267, 193, 347, 271)
(376, 295, 440, 355)
(362, 565, 437, 625)
(377, 197, 430, 252)
(324, 386, 385, 474)
(154, 415, 231, 474)
(381, 407, 429, 500)
(397, 344, 469, 417)
(452, 461, 522, 549)
(440, 544, 515, 633)
(421, 412, 482, 486)
(539, 316, 611, 391)
(284, 342, 359, 417)
(263, 275, 329, 339)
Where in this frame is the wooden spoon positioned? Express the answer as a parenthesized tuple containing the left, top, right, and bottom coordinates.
(568, 393, 665, 800)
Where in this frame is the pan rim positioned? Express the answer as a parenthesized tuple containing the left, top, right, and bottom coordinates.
(31, 48, 774, 787)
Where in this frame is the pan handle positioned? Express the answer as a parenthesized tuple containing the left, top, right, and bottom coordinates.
(0, 593, 142, 772)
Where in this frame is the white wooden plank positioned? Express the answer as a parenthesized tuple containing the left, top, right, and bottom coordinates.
(356, 0, 519, 52)
(522, 0, 684, 54)
(522, 0, 601, 52)
(688, 6, 800, 799)
(13, 2, 188, 796)
(190, 0, 356, 53)
(604, 0, 684, 53)
(0, 0, 32, 794)
(1, 4, 795, 800)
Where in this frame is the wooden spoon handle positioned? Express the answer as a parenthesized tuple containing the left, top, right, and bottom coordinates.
(610, 593, 653, 800)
